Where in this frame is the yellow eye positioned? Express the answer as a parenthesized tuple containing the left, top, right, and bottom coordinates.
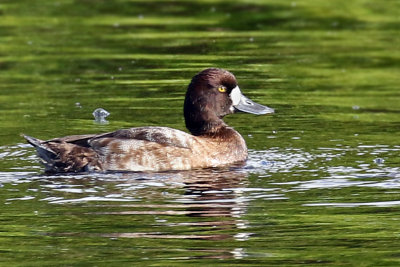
(218, 87, 227, 93)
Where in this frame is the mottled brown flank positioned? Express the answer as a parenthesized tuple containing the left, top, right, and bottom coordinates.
(81, 126, 246, 172)
(24, 68, 255, 173)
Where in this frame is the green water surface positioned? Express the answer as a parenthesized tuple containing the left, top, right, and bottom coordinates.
(0, 0, 399, 266)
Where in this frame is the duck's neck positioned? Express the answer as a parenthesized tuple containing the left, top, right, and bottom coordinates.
(186, 116, 228, 136)
(184, 89, 231, 136)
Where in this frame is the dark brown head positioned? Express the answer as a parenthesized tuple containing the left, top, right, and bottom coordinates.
(184, 68, 274, 136)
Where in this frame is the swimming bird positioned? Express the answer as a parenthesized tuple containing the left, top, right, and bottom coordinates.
(23, 68, 274, 173)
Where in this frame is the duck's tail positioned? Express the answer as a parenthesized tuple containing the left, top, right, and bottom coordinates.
(22, 134, 59, 172)
(23, 134, 101, 173)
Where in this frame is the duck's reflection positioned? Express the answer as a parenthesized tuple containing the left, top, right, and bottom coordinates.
(172, 169, 251, 244)
(100, 168, 250, 237)
(40, 168, 251, 259)
(182, 168, 248, 218)
(113, 169, 249, 259)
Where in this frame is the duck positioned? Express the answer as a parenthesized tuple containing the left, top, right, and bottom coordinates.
(23, 68, 274, 173)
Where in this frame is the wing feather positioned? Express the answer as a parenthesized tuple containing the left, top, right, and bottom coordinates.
(89, 126, 193, 149)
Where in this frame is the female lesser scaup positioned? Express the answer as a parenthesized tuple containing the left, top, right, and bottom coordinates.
(24, 68, 274, 173)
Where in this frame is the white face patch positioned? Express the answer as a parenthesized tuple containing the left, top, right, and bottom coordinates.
(230, 86, 242, 106)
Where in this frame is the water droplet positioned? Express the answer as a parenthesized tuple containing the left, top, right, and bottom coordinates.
(352, 105, 360, 110)
(93, 108, 110, 124)
(373, 158, 385, 164)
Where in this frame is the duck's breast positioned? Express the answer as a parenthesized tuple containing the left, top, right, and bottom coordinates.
(190, 129, 248, 168)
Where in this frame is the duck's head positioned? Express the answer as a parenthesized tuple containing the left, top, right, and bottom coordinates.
(184, 68, 274, 135)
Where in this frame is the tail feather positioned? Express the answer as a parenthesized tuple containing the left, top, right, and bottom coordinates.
(22, 134, 58, 172)
(23, 134, 100, 173)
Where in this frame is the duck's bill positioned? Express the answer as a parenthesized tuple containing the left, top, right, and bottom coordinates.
(230, 86, 274, 115)
(234, 95, 275, 115)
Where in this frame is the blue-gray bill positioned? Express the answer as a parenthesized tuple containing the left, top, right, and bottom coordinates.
(234, 94, 274, 115)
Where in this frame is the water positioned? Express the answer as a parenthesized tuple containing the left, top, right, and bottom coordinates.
(1, 0, 399, 265)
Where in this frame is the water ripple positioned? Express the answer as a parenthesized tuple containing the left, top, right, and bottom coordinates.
(0, 143, 399, 206)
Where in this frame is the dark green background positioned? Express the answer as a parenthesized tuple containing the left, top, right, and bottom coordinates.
(0, 0, 399, 265)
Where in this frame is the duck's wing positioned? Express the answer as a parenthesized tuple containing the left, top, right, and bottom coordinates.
(46, 127, 192, 149)
(47, 134, 102, 147)
(94, 126, 192, 149)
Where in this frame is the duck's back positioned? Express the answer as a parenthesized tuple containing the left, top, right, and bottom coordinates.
(25, 126, 247, 173)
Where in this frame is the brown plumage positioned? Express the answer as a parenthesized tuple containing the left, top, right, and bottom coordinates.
(24, 68, 274, 173)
